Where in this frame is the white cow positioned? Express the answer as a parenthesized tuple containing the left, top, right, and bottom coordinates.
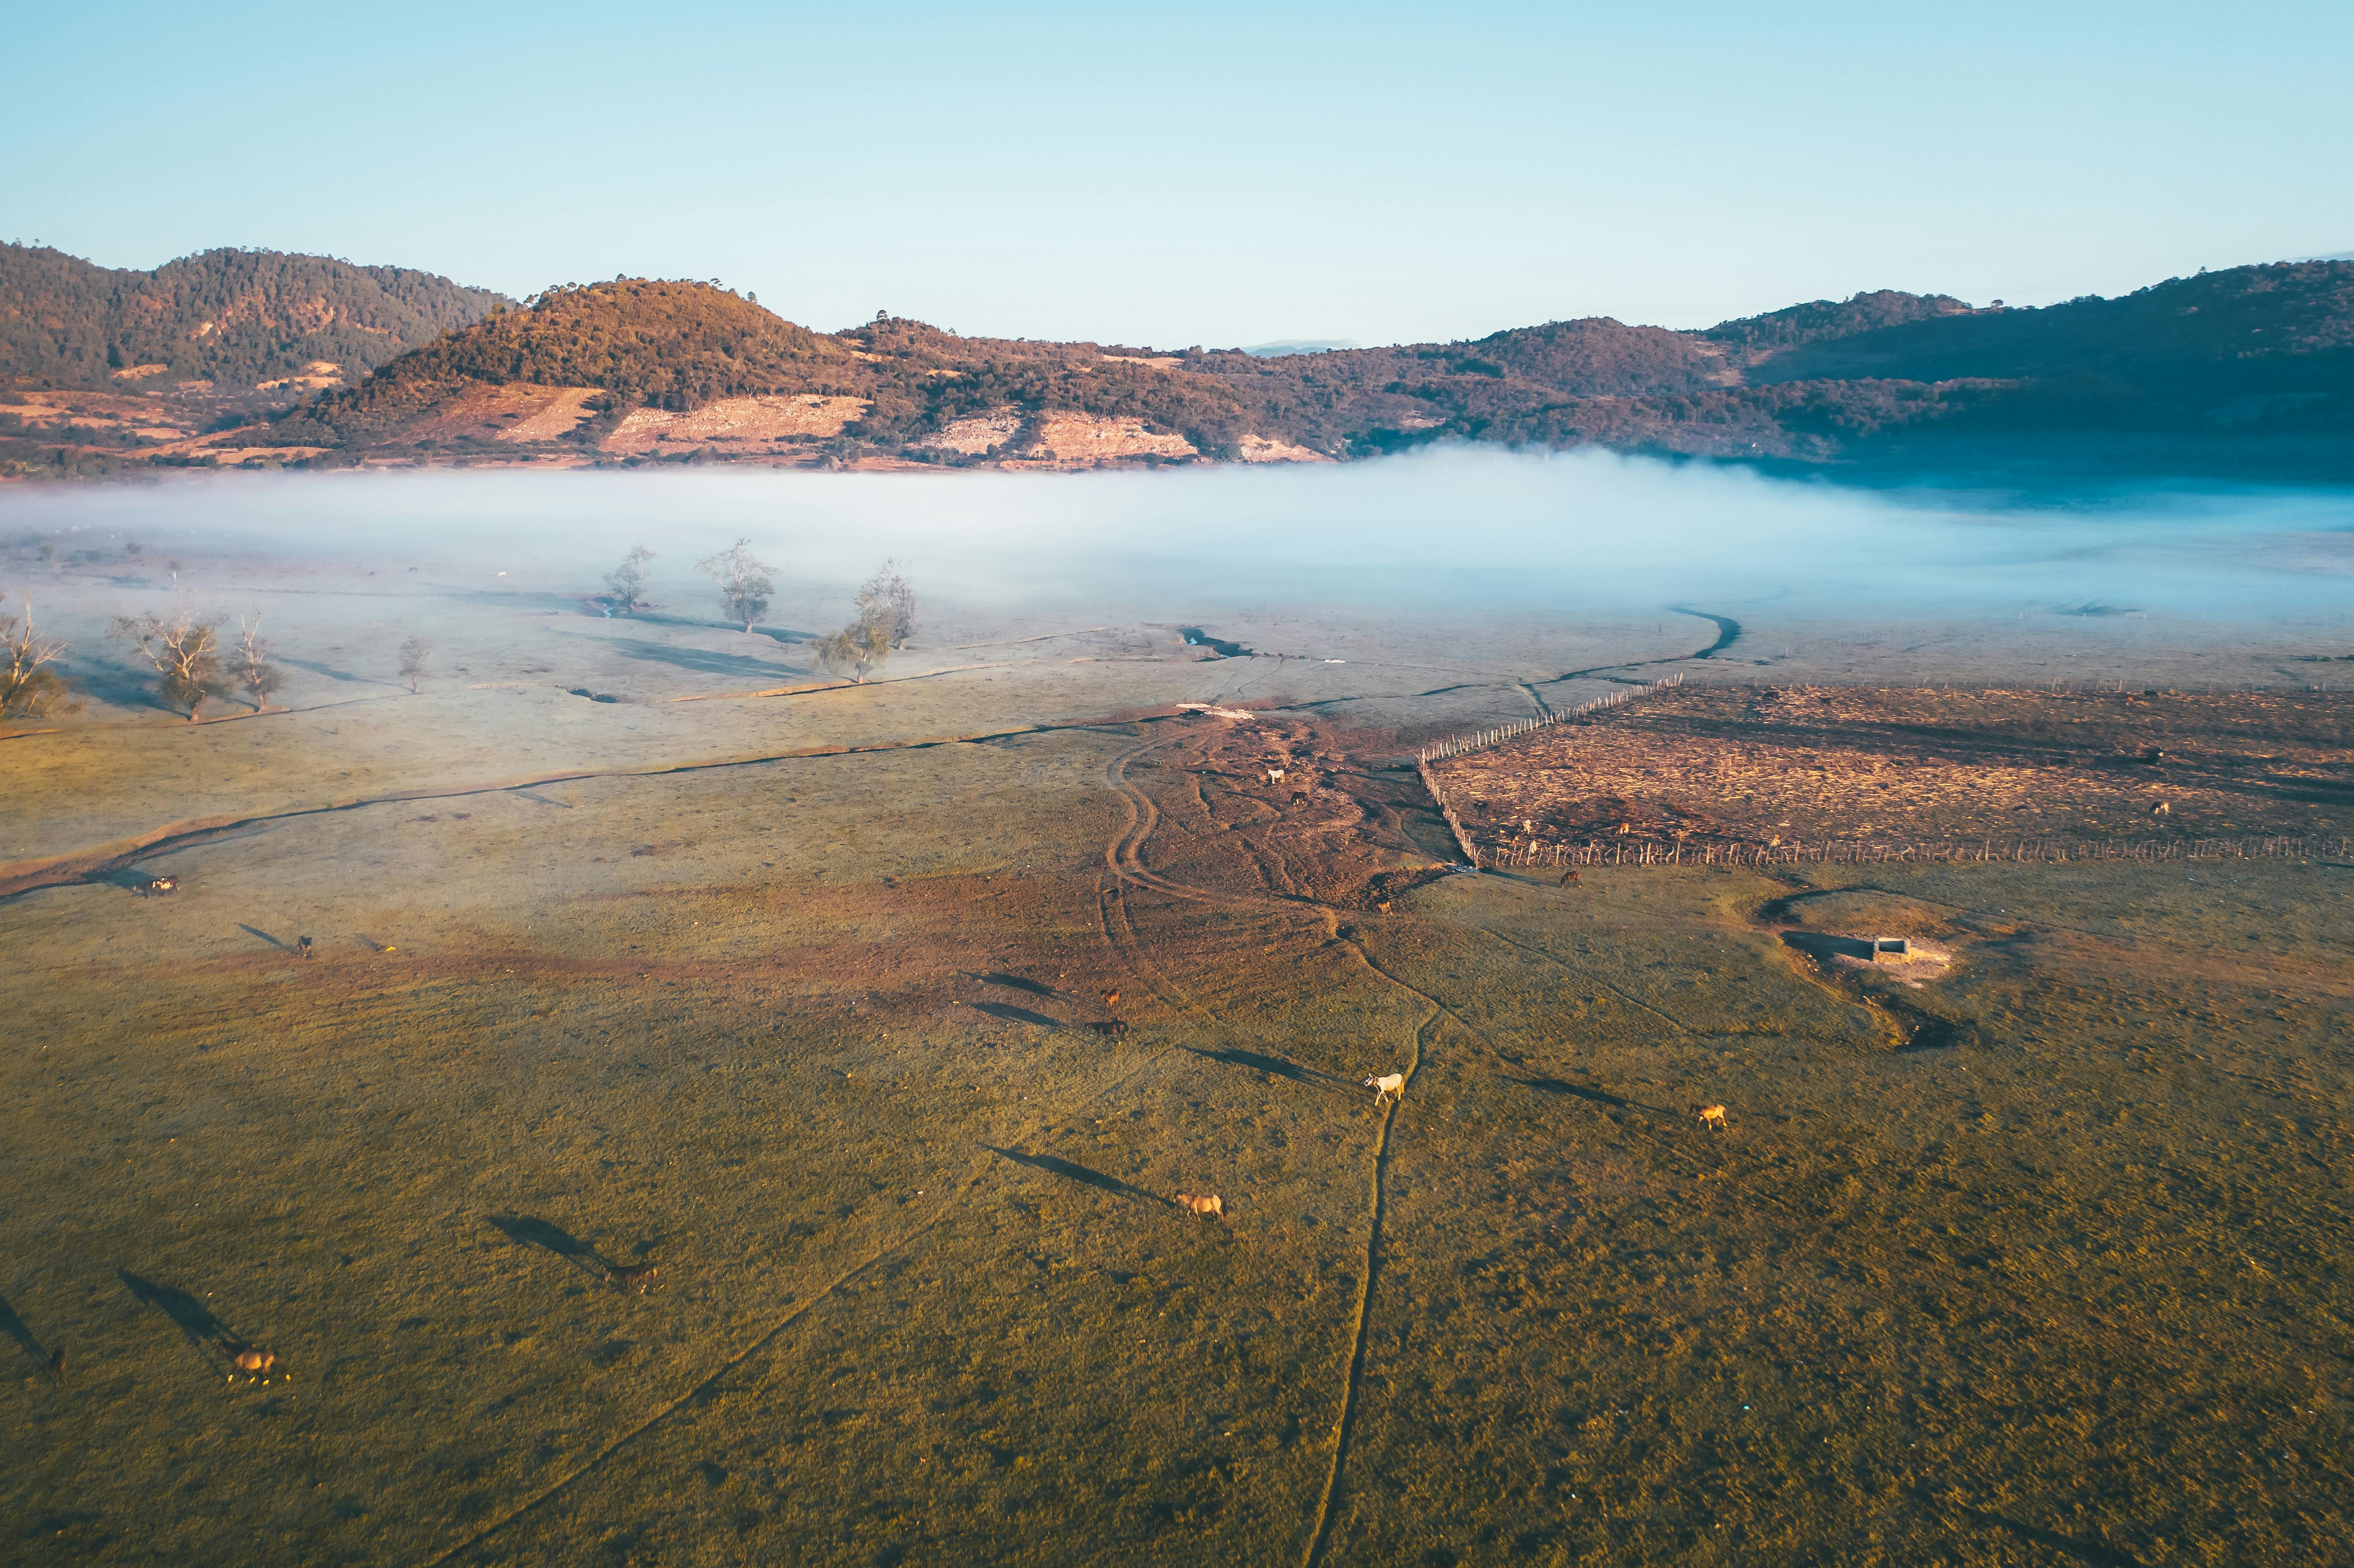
(1364, 1072, 1406, 1107)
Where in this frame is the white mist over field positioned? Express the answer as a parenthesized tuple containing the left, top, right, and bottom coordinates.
(5, 447, 2351, 629)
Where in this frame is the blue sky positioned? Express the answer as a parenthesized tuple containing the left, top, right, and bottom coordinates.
(10, 1, 2349, 347)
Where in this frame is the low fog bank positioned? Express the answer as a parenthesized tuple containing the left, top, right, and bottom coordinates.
(4, 446, 2350, 630)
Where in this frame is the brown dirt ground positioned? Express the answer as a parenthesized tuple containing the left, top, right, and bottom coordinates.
(1235, 435, 1333, 463)
(1024, 414, 1196, 462)
(601, 396, 869, 455)
(1434, 683, 2354, 858)
(921, 408, 1024, 455)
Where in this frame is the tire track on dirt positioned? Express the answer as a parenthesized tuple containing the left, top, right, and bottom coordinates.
(1104, 730, 1483, 1567)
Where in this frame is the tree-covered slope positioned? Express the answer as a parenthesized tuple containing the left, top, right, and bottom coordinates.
(0, 243, 505, 389)
(107, 257, 2354, 482)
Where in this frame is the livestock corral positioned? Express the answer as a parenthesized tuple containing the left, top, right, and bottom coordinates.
(1427, 682, 2354, 865)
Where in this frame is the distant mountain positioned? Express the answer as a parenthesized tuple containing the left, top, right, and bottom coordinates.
(8, 253, 2350, 482)
(1240, 340, 1360, 358)
(0, 243, 505, 391)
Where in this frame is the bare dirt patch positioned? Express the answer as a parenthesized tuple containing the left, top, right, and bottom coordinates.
(601, 394, 868, 454)
(1023, 413, 1196, 463)
(1432, 683, 2354, 859)
(1235, 434, 1333, 464)
(921, 407, 1023, 455)
(493, 386, 603, 444)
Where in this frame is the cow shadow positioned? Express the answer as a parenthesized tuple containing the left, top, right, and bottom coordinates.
(975, 972, 1058, 999)
(120, 1270, 242, 1371)
(1187, 1045, 1340, 1091)
(238, 924, 292, 951)
(988, 1148, 1168, 1207)
(0, 1290, 49, 1376)
(972, 1001, 1064, 1031)
(1513, 1076, 1628, 1108)
(487, 1214, 611, 1279)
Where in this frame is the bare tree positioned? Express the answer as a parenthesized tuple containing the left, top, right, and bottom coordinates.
(603, 543, 655, 616)
(398, 635, 434, 694)
(111, 602, 226, 719)
(860, 558, 917, 649)
(234, 612, 286, 712)
(1, 591, 80, 719)
(697, 538, 774, 632)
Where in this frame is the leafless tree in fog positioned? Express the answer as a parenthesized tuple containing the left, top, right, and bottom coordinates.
(2, 590, 80, 719)
(603, 543, 655, 616)
(860, 558, 917, 649)
(234, 612, 286, 712)
(112, 601, 226, 720)
(697, 538, 774, 632)
(398, 634, 434, 694)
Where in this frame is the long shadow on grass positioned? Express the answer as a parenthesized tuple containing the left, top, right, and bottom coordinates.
(975, 971, 1059, 999)
(988, 1147, 1170, 1207)
(1186, 1044, 1346, 1092)
(0, 1290, 50, 1375)
(1930, 1496, 2150, 1568)
(554, 632, 807, 681)
(972, 1001, 1066, 1030)
(120, 1271, 242, 1372)
(1513, 1076, 1631, 1108)
(488, 1215, 611, 1281)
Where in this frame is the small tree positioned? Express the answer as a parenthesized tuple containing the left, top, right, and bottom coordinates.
(111, 603, 226, 719)
(813, 597, 896, 684)
(603, 543, 655, 615)
(234, 612, 286, 712)
(860, 557, 917, 649)
(697, 538, 774, 632)
(398, 635, 434, 693)
(1, 591, 80, 719)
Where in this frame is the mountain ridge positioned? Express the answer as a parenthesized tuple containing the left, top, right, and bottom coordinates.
(6, 247, 2349, 482)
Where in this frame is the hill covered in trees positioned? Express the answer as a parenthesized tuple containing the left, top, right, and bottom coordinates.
(9, 254, 2351, 482)
(0, 243, 505, 390)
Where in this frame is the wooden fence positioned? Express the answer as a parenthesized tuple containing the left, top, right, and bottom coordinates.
(1482, 833, 2354, 872)
(1417, 673, 1684, 764)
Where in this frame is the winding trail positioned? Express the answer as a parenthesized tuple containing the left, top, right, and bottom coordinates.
(0, 715, 1163, 904)
(1100, 724, 1467, 1564)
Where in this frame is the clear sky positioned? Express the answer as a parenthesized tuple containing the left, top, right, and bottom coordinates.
(10, 1, 2350, 348)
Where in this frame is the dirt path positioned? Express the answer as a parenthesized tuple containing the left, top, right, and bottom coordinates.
(1102, 724, 1475, 1564)
(0, 715, 1161, 904)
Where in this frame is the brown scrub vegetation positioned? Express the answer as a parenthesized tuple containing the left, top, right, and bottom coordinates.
(1432, 682, 2354, 862)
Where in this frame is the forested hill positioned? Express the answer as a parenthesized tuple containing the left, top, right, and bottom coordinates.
(1196, 261, 2354, 476)
(0, 243, 504, 389)
(265, 282, 1270, 454)
(13, 256, 2351, 481)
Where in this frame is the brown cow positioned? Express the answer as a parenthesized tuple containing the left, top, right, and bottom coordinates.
(1175, 1193, 1224, 1218)
(1691, 1103, 1729, 1132)
(229, 1347, 280, 1383)
(605, 1263, 659, 1294)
